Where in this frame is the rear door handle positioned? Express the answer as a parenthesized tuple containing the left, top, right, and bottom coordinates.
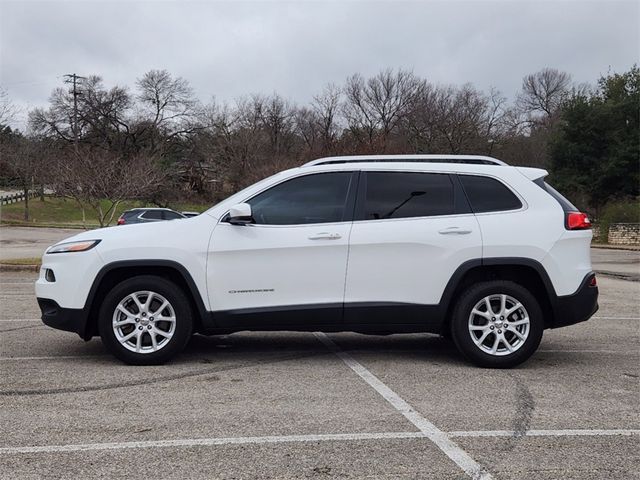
(438, 227, 472, 235)
(308, 232, 342, 240)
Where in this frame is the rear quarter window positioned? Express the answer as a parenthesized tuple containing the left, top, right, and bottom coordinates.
(459, 175, 522, 213)
(533, 179, 578, 212)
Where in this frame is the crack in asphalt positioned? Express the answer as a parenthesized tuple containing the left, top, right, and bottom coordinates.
(505, 373, 535, 449)
(0, 324, 42, 333)
(0, 350, 328, 397)
(595, 270, 640, 282)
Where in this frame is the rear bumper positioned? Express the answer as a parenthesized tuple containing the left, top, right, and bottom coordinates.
(37, 298, 88, 339)
(551, 272, 599, 328)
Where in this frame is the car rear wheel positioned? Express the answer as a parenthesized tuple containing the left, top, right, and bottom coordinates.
(98, 275, 193, 365)
(451, 280, 543, 368)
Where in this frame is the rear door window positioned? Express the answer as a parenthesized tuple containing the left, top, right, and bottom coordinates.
(459, 175, 522, 213)
(361, 172, 456, 220)
(141, 210, 163, 220)
(163, 211, 184, 220)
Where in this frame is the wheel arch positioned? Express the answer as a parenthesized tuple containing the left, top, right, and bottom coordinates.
(439, 258, 558, 333)
(83, 260, 209, 339)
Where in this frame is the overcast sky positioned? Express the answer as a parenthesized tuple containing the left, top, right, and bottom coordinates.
(1, 0, 637, 129)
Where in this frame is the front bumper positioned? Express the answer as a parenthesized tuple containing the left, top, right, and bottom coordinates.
(551, 272, 599, 328)
(37, 298, 89, 339)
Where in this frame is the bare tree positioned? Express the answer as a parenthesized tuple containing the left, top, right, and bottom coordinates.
(311, 83, 342, 152)
(135, 70, 201, 141)
(0, 133, 49, 220)
(52, 147, 167, 227)
(0, 88, 18, 127)
(517, 68, 571, 125)
(294, 106, 321, 154)
(400, 83, 506, 155)
(343, 69, 427, 151)
(29, 76, 131, 150)
(257, 94, 296, 154)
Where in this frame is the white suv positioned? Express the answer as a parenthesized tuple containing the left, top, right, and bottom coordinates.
(36, 155, 598, 368)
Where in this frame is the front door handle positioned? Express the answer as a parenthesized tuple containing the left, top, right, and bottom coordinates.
(308, 232, 342, 240)
(438, 227, 472, 235)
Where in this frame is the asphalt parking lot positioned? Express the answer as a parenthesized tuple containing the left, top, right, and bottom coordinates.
(0, 240, 638, 479)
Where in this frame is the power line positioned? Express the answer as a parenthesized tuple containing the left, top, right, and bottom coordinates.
(63, 73, 86, 144)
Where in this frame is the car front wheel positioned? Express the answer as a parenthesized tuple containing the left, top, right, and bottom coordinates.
(98, 275, 193, 365)
(451, 280, 544, 368)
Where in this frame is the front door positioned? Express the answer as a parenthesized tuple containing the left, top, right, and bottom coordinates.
(208, 171, 357, 328)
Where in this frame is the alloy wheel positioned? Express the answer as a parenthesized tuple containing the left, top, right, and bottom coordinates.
(112, 290, 176, 354)
(467, 294, 530, 356)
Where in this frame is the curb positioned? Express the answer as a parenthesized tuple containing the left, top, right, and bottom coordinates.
(0, 223, 91, 230)
(0, 264, 41, 272)
(591, 244, 640, 252)
(594, 270, 640, 283)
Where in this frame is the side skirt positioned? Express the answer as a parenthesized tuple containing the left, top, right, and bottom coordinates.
(205, 302, 444, 335)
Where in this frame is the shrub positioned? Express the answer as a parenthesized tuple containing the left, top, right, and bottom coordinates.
(596, 198, 640, 242)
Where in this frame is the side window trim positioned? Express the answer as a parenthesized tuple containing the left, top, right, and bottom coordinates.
(452, 174, 473, 215)
(342, 170, 360, 223)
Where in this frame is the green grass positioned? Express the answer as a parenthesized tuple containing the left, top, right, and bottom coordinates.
(0, 196, 211, 227)
(0, 257, 41, 265)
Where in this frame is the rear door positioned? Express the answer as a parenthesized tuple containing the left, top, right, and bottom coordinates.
(344, 170, 482, 327)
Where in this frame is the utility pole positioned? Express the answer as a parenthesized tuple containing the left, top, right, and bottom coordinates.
(63, 73, 86, 145)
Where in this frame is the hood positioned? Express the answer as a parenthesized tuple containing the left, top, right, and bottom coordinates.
(48, 216, 212, 252)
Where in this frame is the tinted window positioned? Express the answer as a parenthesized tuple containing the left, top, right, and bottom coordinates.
(141, 210, 163, 220)
(459, 175, 522, 213)
(534, 179, 578, 212)
(248, 172, 352, 225)
(363, 172, 455, 220)
(163, 211, 183, 220)
(122, 211, 139, 219)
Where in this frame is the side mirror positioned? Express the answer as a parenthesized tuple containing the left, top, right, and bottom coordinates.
(227, 203, 253, 225)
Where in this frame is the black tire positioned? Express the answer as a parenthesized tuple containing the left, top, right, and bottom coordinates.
(450, 280, 543, 368)
(98, 275, 193, 365)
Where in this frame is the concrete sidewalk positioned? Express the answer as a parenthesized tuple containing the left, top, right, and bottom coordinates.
(0, 226, 82, 260)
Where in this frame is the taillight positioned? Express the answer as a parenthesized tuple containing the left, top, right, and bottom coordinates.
(589, 275, 597, 287)
(117, 217, 125, 225)
(566, 212, 591, 230)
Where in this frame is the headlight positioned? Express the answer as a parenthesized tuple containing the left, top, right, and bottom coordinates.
(46, 240, 101, 254)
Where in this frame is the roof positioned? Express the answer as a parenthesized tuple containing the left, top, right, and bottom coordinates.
(303, 154, 507, 167)
(124, 207, 176, 212)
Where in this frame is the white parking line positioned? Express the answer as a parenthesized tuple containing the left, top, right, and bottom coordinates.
(314, 332, 493, 480)
(0, 348, 637, 362)
(0, 355, 106, 361)
(0, 319, 40, 322)
(0, 317, 637, 324)
(0, 432, 427, 455)
(538, 349, 639, 355)
(449, 429, 640, 438)
(1, 429, 637, 456)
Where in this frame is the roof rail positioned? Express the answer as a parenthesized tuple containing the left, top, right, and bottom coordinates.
(303, 155, 508, 167)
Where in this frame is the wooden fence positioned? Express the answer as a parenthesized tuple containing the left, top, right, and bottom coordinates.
(0, 191, 37, 206)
